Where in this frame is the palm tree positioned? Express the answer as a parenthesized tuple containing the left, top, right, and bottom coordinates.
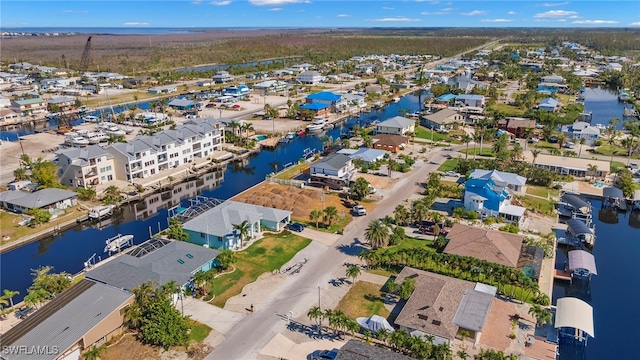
(364, 219, 389, 249)
(557, 133, 566, 150)
(376, 328, 391, 345)
(307, 306, 323, 328)
(511, 142, 523, 161)
(587, 164, 598, 181)
(233, 220, 251, 248)
(394, 205, 411, 226)
(241, 122, 254, 144)
(457, 350, 469, 360)
(82, 345, 106, 360)
(462, 134, 472, 160)
(578, 138, 586, 158)
(0, 296, 8, 309)
(345, 265, 361, 284)
(323, 206, 339, 227)
(531, 149, 541, 168)
(363, 135, 373, 148)
(2, 289, 19, 309)
(309, 209, 323, 228)
(228, 120, 241, 137)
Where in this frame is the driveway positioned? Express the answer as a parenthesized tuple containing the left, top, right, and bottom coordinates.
(297, 227, 341, 246)
(182, 296, 245, 335)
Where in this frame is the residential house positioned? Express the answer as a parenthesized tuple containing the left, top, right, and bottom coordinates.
(372, 134, 409, 152)
(375, 116, 415, 136)
(444, 223, 525, 268)
(541, 74, 565, 83)
(10, 97, 47, 115)
(0, 188, 78, 214)
(341, 93, 366, 109)
(455, 94, 486, 108)
(394, 267, 495, 346)
(182, 200, 292, 250)
(85, 238, 220, 291)
(291, 63, 315, 72)
(196, 80, 212, 87)
(335, 340, 413, 360)
(337, 148, 386, 164)
(212, 70, 233, 84)
(463, 178, 526, 223)
(0, 108, 19, 124)
(538, 98, 559, 112)
(470, 169, 527, 194)
(0, 279, 134, 360)
(299, 103, 330, 119)
(607, 63, 623, 71)
(253, 80, 288, 93)
(355, 63, 376, 75)
(57, 145, 116, 188)
(167, 98, 197, 111)
(364, 84, 382, 94)
(522, 152, 610, 178)
(47, 96, 76, 111)
(309, 153, 356, 189)
(560, 121, 600, 146)
(435, 93, 457, 104)
(297, 71, 324, 85)
(148, 85, 177, 94)
(421, 109, 464, 130)
(497, 117, 537, 138)
(305, 91, 345, 113)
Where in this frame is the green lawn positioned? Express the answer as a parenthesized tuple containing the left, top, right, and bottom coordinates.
(335, 281, 390, 319)
(188, 320, 212, 342)
(437, 159, 458, 172)
(415, 126, 449, 142)
(488, 103, 526, 117)
(0, 207, 82, 247)
(298, 212, 353, 234)
(515, 195, 555, 216)
(274, 163, 309, 180)
(208, 233, 311, 307)
(594, 144, 640, 159)
(526, 185, 560, 198)
(458, 147, 495, 157)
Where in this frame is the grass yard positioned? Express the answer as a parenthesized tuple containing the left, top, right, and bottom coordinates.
(274, 162, 310, 180)
(208, 233, 311, 307)
(594, 144, 640, 159)
(526, 185, 560, 198)
(488, 103, 526, 117)
(515, 195, 555, 216)
(0, 207, 82, 247)
(335, 281, 390, 319)
(437, 159, 458, 172)
(298, 212, 353, 234)
(459, 147, 495, 157)
(414, 126, 451, 142)
(188, 320, 212, 342)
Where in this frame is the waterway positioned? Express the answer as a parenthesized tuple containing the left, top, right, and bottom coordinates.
(583, 86, 635, 129)
(0, 91, 428, 304)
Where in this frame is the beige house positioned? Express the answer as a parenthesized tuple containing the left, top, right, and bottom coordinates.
(10, 97, 47, 115)
(57, 145, 116, 188)
(444, 224, 524, 268)
(522, 152, 610, 178)
(0, 279, 133, 360)
(374, 116, 415, 135)
(0, 108, 20, 125)
(421, 109, 464, 130)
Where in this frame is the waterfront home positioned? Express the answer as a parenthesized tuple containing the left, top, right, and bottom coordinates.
(560, 121, 600, 146)
(0, 108, 20, 124)
(0, 279, 133, 360)
(10, 97, 47, 115)
(469, 169, 527, 194)
(444, 224, 525, 268)
(541, 74, 565, 83)
(421, 109, 464, 130)
(394, 267, 495, 346)
(497, 117, 537, 139)
(522, 153, 610, 178)
(337, 148, 386, 164)
(148, 84, 178, 94)
(212, 70, 233, 84)
(555, 297, 595, 345)
(223, 85, 251, 99)
(297, 71, 324, 85)
(372, 134, 409, 152)
(435, 93, 457, 104)
(0, 188, 77, 214)
(537, 98, 559, 112)
(455, 94, 486, 108)
(47, 96, 76, 111)
(167, 98, 197, 111)
(299, 103, 330, 119)
(181, 200, 292, 250)
(374, 116, 415, 136)
(341, 93, 366, 109)
(85, 238, 220, 291)
(105, 118, 224, 182)
(309, 153, 356, 189)
(305, 91, 345, 113)
(463, 178, 527, 223)
(336, 340, 413, 360)
(253, 80, 288, 93)
(57, 145, 116, 188)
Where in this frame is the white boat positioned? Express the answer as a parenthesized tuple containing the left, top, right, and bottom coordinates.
(285, 132, 296, 140)
(392, 97, 401, 103)
(103, 126, 126, 137)
(88, 204, 116, 219)
(104, 234, 134, 253)
(82, 115, 99, 123)
(75, 129, 89, 137)
(85, 131, 109, 144)
(65, 135, 90, 147)
(306, 117, 327, 132)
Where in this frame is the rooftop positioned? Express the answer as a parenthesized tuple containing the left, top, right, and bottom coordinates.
(0, 188, 77, 210)
(376, 116, 414, 129)
(444, 223, 524, 268)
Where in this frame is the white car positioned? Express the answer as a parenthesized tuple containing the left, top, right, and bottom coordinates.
(444, 171, 459, 177)
(351, 205, 367, 216)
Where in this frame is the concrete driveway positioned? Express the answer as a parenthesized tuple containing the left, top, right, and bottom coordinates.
(297, 227, 341, 246)
(182, 296, 246, 335)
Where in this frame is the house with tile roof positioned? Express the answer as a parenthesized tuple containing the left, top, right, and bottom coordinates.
(182, 200, 291, 250)
(374, 116, 415, 136)
(0, 188, 78, 214)
(444, 223, 524, 268)
(57, 145, 116, 188)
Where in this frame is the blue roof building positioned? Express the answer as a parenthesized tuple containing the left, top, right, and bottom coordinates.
(436, 93, 457, 103)
(538, 98, 559, 112)
(300, 103, 330, 111)
(307, 91, 342, 102)
(463, 178, 526, 223)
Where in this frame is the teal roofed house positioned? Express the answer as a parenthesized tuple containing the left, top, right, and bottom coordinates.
(436, 93, 456, 103)
(463, 178, 526, 224)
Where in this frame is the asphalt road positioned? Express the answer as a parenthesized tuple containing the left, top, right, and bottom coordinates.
(206, 149, 449, 359)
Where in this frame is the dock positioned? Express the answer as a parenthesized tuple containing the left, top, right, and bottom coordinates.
(259, 137, 280, 149)
(554, 269, 572, 281)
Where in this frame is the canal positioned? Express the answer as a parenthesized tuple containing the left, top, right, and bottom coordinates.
(0, 91, 427, 304)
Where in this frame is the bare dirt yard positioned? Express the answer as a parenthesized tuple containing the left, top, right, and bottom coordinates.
(100, 333, 212, 360)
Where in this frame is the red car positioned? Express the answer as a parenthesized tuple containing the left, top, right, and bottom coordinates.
(205, 103, 216, 108)
(418, 225, 448, 236)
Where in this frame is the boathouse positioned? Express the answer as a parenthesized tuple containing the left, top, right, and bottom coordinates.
(555, 297, 595, 344)
(602, 187, 626, 210)
(568, 250, 597, 281)
(565, 218, 596, 247)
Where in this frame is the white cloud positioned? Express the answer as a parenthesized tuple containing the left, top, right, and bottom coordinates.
(249, 0, 309, 5)
(368, 17, 421, 22)
(192, 0, 202, 4)
(481, 18, 512, 23)
(269, 7, 283, 11)
(507, 11, 516, 15)
(382, 7, 395, 10)
(421, 7, 454, 15)
(210, 0, 231, 5)
(541, 2, 569, 6)
(573, 20, 619, 24)
(631, 22, 640, 26)
(63, 10, 88, 13)
(534, 10, 578, 18)
(123, 22, 150, 26)
(337, 14, 351, 18)
(461, 10, 488, 16)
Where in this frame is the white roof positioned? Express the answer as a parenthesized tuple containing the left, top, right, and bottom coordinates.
(568, 250, 597, 274)
(555, 297, 595, 338)
(499, 204, 526, 217)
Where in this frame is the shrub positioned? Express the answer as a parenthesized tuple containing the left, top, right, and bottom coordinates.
(453, 207, 466, 219)
(483, 217, 497, 225)
(465, 210, 479, 220)
(499, 223, 520, 233)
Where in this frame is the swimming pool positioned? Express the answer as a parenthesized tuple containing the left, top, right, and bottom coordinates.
(251, 135, 268, 141)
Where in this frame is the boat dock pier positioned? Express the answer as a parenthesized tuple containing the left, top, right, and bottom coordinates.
(259, 137, 280, 149)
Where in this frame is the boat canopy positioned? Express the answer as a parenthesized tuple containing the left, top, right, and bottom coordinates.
(566, 219, 593, 237)
(568, 250, 597, 275)
(561, 194, 590, 213)
(633, 190, 640, 201)
(555, 297, 595, 338)
(603, 187, 624, 200)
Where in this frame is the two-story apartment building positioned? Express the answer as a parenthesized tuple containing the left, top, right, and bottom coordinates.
(297, 71, 324, 85)
(374, 116, 415, 136)
(212, 70, 233, 84)
(10, 97, 48, 116)
(309, 153, 356, 189)
(57, 145, 117, 188)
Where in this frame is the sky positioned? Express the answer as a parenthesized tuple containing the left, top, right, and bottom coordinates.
(2, 0, 639, 29)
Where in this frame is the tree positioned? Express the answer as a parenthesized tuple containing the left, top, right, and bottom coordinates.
(323, 206, 339, 227)
(399, 277, 416, 300)
(462, 134, 472, 160)
(364, 220, 389, 249)
(307, 306, 323, 328)
(139, 290, 190, 349)
(346, 265, 361, 284)
(350, 177, 371, 200)
(27, 208, 51, 226)
(216, 249, 237, 270)
(167, 217, 188, 241)
(102, 185, 122, 205)
(363, 135, 373, 148)
(529, 304, 553, 326)
(76, 187, 97, 201)
(309, 209, 324, 228)
(457, 350, 469, 360)
(233, 220, 251, 248)
(13, 167, 28, 181)
(394, 205, 411, 226)
(2, 289, 19, 309)
(82, 346, 106, 360)
(388, 226, 405, 246)
(578, 137, 586, 158)
(587, 164, 598, 181)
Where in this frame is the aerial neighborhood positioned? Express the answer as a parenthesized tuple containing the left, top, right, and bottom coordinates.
(0, 26, 639, 360)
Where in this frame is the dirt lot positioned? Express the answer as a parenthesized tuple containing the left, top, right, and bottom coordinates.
(100, 333, 211, 360)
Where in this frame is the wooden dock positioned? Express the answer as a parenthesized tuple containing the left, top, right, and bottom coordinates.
(259, 137, 279, 149)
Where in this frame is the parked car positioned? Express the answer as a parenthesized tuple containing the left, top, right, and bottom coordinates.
(418, 225, 448, 236)
(549, 135, 559, 143)
(14, 307, 34, 320)
(312, 349, 338, 360)
(286, 223, 305, 232)
(563, 141, 575, 149)
(368, 185, 376, 194)
(444, 171, 459, 177)
(351, 205, 367, 216)
(205, 103, 216, 108)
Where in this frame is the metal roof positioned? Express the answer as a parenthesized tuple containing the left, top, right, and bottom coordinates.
(311, 153, 352, 172)
(377, 116, 414, 129)
(555, 297, 594, 338)
(0, 188, 77, 210)
(568, 250, 598, 275)
(452, 289, 494, 332)
(566, 219, 593, 236)
(561, 194, 590, 213)
(603, 187, 624, 200)
(306, 91, 341, 102)
(470, 169, 527, 187)
(1, 280, 133, 360)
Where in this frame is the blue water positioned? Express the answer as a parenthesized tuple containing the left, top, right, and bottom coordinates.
(583, 87, 632, 129)
(0, 92, 426, 304)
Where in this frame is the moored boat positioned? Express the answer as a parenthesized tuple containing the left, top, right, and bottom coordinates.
(82, 115, 99, 123)
(306, 117, 327, 132)
(85, 131, 109, 144)
(104, 233, 134, 253)
(88, 204, 116, 220)
(286, 132, 296, 140)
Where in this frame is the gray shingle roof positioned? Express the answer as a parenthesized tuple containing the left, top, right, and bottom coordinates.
(1, 279, 133, 360)
(0, 188, 77, 210)
(423, 109, 461, 125)
(85, 239, 219, 291)
(57, 144, 112, 161)
(182, 200, 291, 237)
(377, 116, 414, 129)
(312, 153, 351, 172)
(335, 340, 414, 360)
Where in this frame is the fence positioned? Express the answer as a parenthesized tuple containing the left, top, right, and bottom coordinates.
(265, 176, 306, 188)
